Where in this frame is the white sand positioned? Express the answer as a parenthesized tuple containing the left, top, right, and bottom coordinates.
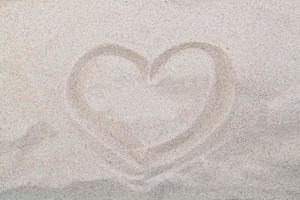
(0, 0, 299, 198)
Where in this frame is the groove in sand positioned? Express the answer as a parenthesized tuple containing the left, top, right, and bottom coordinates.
(66, 42, 235, 191)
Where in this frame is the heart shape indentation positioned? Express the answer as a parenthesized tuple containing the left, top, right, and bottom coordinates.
(66, 42, 235, 190)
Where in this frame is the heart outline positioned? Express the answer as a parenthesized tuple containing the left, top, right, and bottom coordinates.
(65, 42, 235, 190)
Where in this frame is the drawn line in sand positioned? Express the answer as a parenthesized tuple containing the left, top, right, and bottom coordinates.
(66, 42, 235, 191)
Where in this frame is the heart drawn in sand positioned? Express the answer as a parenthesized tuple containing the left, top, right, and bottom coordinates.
(66, 42, 235, 191)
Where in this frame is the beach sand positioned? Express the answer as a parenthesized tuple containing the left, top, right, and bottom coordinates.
(0, 0, 299, 199)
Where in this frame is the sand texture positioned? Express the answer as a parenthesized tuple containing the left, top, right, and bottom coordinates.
(0, 0, 300, 199)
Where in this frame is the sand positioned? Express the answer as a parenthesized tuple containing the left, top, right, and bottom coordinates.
(0, 0, 299, 199)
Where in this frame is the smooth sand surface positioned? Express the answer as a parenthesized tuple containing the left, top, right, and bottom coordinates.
(0, 0, 299, 199)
